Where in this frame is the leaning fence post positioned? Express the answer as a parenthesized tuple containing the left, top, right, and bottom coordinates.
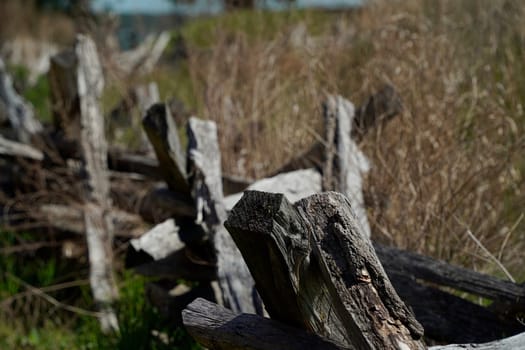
(187, 117, 259, 314)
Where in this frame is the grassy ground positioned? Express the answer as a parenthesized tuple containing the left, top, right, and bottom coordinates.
(1, 0, 525, 347)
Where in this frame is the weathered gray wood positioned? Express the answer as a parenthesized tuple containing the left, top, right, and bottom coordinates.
(75, 34, 119, 333)
(130, 219, 183, 260)
(0, 58, 42, 143)
(0, 134, 43, 160)
(375, 244, 525, 305)
(273, 86, 401, 176)
(142, 103, 191, 197)
(386, 271, 523, 344)
(223, 168, 322, 210)
(225, 191, 424, 349)
(430, 332, 525, 350)
(182, 298, 348, 350)
(187, 117, 258, 314)
(323, 95, 371, 238)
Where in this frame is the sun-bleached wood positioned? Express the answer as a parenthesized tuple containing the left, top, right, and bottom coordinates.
(0, 134, 43, 160)
(187, 117, 258, 314)
(0, 58, 42, 143)
(75, 34, 119, 332)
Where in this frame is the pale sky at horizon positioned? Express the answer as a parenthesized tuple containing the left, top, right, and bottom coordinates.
(91, 0, 361, 15)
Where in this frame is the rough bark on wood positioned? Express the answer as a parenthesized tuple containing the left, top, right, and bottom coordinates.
(187, 117, 258, 314)
(182, 298, 347, 350)
(75, 34, 119, 332)
(0, 134, 43, 160)
(223, 168, 322, 210)
(142, 103, 191, 198)
(225, 191, 424, 349)
(430, 332, 525, 350)
(323, 95, 371, 238)
(0, 58, 42, 143)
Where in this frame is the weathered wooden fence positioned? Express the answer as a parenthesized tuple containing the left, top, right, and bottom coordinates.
(0, 34, 524, 347)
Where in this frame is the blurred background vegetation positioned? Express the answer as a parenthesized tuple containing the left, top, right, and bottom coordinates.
(1, 0, 524, 348)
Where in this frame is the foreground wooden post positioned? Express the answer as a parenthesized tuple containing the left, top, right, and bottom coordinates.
(187, 117, 258, 314)
(225, 191, 424, 349)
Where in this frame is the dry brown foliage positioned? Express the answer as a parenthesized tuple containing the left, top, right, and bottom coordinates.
(182, 0, 525, 278)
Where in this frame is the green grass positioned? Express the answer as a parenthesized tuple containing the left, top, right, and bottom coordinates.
(0, 230, 200, 349)
(179, 8, 334, 48)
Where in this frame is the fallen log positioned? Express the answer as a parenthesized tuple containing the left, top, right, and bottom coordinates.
(182, 298, 347, 350)
(374, 244, 525, 306)
(225, 191, 424, 349)
(385, 270, 522, 344)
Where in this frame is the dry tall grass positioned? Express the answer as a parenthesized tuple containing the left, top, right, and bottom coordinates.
(181, 0, 525, 278)
(0, 0, 74, 44)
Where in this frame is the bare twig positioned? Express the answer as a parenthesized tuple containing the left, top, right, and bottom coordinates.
(3, 273, 101, 318)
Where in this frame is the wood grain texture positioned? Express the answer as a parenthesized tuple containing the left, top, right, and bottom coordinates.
(183, 298, 347, 350)
(225, 191, 424, 349)
(187, 117, 258, 314)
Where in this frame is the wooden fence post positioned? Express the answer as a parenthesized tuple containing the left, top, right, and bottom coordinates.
(76, 34, 119, 333)
(323, 95, 371, 238)
(187, 117, 259, 314)
(225, 191, 424, 349)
